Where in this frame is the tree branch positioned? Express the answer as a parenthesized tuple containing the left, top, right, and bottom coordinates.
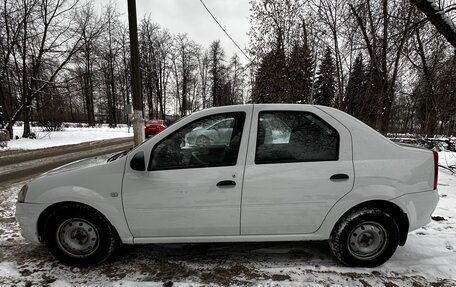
(410, 0, 456, 48)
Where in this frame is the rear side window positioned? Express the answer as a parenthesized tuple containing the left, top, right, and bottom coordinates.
(255, 111, 339, 164)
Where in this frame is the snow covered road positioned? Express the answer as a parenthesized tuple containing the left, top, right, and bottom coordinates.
(0, 159, 455, 286)
(0, 138, 132, 184)
(2, 125, 132, 151)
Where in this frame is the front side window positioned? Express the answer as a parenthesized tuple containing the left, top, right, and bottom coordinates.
(256, 111, 339, 164)
(149, 112, 246, 170)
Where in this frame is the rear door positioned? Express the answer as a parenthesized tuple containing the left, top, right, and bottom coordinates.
(241, 105, 354, 235)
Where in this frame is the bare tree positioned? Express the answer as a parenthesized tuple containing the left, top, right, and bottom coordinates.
(172, 34, 199, 116)
(117, 26, 131, 124)
(1, 0, 251, 135)
(349, 0, 414, 133)
(101, 2, 121, 127)
(310, 0, 348, 108)
(198, 50, 210, 109)
(6, 0, 85, 137)
(228, 54, 244, 105)
(0, 0, 25, 137)
(411, 0, 456, 48)
(74, 1, 105, 126)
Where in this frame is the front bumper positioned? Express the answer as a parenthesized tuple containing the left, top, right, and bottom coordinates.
(15, 202, 50, 244)
(391, 189, 439, 231)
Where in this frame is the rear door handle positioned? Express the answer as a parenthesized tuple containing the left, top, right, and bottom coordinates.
(330, 174, 349, 181)
(216, 180, 236, 187)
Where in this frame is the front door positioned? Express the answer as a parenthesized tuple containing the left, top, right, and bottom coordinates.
(122, 108, 251, 238)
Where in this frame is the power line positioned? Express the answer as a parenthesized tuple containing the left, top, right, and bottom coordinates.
(198, 0, 252, 62)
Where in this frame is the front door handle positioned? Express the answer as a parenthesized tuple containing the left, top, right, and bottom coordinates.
(330, 174, 349, 181)
(216, 180, 236, 187)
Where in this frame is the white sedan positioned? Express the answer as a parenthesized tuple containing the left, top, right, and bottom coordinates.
(15, 104, 439, 267)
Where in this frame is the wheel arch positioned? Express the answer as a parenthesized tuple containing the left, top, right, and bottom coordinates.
(37, 201, 121, 244)
(331, 200, 409, 246)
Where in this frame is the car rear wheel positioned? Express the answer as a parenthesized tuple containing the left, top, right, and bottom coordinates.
(43, 204, 119, 266)
(329, 207, 399, 267)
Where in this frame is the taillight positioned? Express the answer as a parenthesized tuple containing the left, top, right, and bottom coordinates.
(433, 150, 438, 190)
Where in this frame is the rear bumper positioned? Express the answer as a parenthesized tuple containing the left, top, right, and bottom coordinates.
(15, 202, 50, 244)
(391, 189, 439, 231)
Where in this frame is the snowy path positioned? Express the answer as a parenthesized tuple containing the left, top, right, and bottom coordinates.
(1, 125, 133, 151)
(0, 163, 455, 286)
(0, 138, 132, 184)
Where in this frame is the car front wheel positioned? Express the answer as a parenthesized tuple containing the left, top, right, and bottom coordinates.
(43, 204, 119, 266)
(329, 207, 399, 267)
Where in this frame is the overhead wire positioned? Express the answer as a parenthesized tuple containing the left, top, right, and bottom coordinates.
(198, 0, 252, 63)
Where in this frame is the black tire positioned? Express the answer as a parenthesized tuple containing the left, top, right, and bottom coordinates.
(43, 204, 119, 266)
(329, 207, 399, 267)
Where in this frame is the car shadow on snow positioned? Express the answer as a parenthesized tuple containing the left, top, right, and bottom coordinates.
(118, 240, 335, 265)
(103, 240, 337, 284)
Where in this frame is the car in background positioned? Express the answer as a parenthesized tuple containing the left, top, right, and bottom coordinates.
(16, 104, 439, 267)
(185, 117, 235, 147)
(144, 119, 167, 138)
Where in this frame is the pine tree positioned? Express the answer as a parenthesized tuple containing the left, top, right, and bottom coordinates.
(209, 41, 227, 107)
(344, 53, 366, 117)
(314, 48, 336, 107)
(252, 48, 289, 103)
(288, 42, 314, 104)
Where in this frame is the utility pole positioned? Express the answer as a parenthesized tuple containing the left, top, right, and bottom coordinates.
(127, 0, 145, 146)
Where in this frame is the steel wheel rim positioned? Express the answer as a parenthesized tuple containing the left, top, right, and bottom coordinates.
(56, 218, 100, 258)
(347, 221, 388, 260)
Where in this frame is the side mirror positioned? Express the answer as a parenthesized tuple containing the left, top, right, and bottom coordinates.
(130, 151, 146, 171)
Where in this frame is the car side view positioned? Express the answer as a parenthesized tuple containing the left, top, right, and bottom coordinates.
(15, 104, 439, 267)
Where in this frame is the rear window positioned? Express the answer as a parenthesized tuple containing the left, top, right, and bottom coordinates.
(148, 120, 164, 124)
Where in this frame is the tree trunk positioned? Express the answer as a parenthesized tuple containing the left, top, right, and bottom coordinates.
(21, 0, 30, 138)
(109, 56, 117, 127)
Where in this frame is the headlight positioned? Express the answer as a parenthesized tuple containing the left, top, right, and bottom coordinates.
(17, 184, 28, 203)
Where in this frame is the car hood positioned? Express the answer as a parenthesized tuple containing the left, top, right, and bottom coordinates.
(25, 153, 127, 204)
(40, 153, 117, 177)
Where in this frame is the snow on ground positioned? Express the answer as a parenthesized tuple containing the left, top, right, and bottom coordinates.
(1, 125, 132, 151)
(439, 149, 456, 167)
(0, 153, 455, 286)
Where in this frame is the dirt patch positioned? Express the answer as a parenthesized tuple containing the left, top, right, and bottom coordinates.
(432, 216, 447, 221)
(0, 218, 15, 225)
(152, 261, 193, 282)
(430, 279, 456, 287)
(200, 264, 269, 286)
(271, 273, 291, 281)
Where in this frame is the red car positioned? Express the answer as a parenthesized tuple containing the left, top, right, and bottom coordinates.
(144, 119, 167, 137)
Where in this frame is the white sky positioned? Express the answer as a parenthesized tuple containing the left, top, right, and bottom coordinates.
(100, 0, 251, 63)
